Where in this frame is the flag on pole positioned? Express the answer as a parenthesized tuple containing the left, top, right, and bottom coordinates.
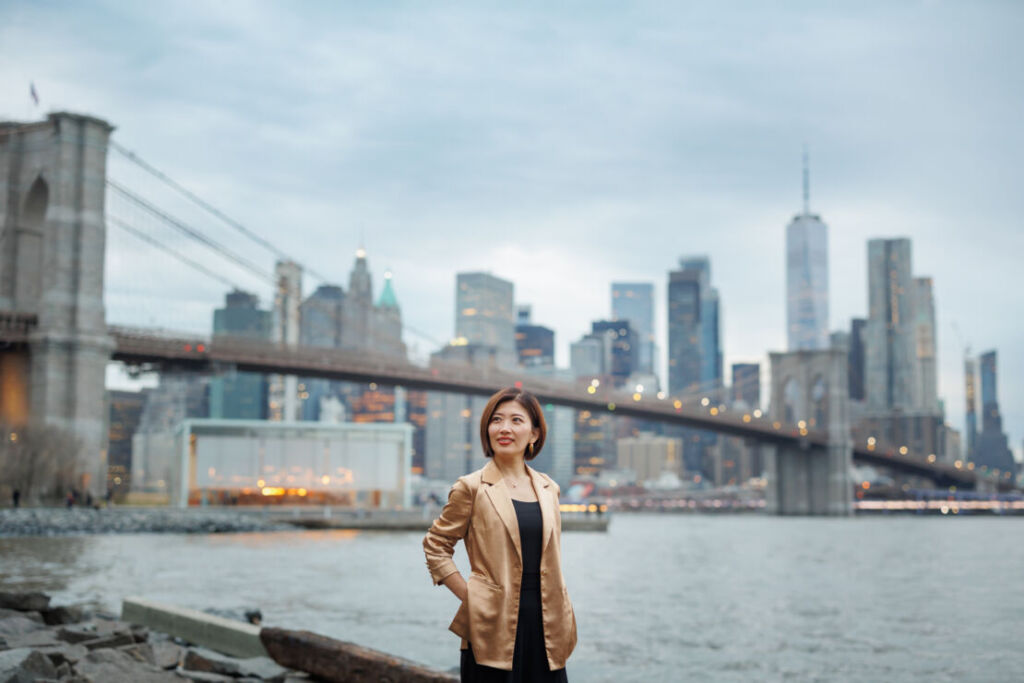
(30, 82, 39, 106)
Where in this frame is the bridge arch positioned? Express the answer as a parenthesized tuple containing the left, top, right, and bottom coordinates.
(811, 374, 827, 428)
(14, 175, 49, 309)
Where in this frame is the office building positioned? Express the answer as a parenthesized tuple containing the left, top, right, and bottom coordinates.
(848, 318, 867, 401)
(973, 350, 1015, 475)
(865, 239, 918, 411)
(617, 432, 684, 484)
(210, 290, 271, 420)
(456, 272, 515, 356)
(590, 320, 637, 386)
(913, 277, 939, 411)
(612, 283, 655, 376)
(667, 256, 722, 475)
(515, 305, 555, 367)
(785, 155, 829, 350)
(964, 355, 978, 459)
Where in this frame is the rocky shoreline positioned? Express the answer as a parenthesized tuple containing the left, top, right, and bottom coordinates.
(0, 591, 304, 682)
(0, 509, 294, 537)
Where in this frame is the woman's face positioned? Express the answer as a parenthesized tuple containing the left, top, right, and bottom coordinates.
(488, 400, 538, 459)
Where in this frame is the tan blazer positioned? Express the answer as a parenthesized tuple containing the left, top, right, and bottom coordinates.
(423, 460, 577, 671)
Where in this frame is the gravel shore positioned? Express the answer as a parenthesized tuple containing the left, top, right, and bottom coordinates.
(0, 508, 294, 537)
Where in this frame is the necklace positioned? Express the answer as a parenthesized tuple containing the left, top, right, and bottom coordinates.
(498, 465, 529, 489)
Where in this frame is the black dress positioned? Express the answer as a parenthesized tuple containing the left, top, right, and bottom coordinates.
(460, 499, 569, 683)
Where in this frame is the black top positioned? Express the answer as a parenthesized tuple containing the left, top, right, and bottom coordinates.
(511, 499, 543, 591)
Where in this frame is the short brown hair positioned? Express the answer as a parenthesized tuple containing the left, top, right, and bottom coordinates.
(479, 387, 547, 460)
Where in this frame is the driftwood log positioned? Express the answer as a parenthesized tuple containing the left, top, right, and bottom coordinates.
(259, 627, 458, 683)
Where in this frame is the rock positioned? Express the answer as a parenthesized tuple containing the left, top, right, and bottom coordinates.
(54, 661, 71, 679)
(82, 631, 136, 650)
(183, 646, 288, 681)
(2, 628, 63, 649)
(260, 627, 459, 683)
(131, 624, 150, 643)
(152, 640, 185, 669)
(0, 608, 43, 624)
(0, 591, 50, 612)
(92, 617, 133, 636)
(0, 614, 48, 638)
(75, 648, 181, 682)
(0, 648, 58, 682)
(34, 642, 89, 667)
(117, 641, 157, 665)
(57, 624, 100, 643)
(41, 605, 86, 626)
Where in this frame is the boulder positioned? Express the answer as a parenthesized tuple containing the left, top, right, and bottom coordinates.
(0, 614, 48, 639)
(2, 628, 63, 649)
(0, 648, 58, 682)
(57, 623, 101, 643)
(0, 591, 50, 612)
(118, 641, 157, 665)
(183, 646, 288, 681)
(34, 642, 89, 667)
(0, 608, 42, 624)
(75, 648, 182, 683)
(41, 605, 86, 626)
(152, 640, 185, 669)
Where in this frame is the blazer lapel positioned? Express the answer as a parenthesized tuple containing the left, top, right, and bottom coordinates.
(528, 466, 556, 553)
(481, 460, 522, 562)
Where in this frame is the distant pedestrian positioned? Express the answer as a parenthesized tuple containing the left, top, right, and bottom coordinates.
(65, 491, 74, 509)
(12, 488, 20, 508)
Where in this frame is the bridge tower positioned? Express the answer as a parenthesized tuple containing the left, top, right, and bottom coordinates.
(0, 112, 115, 495)
(766, 348, 853, 515)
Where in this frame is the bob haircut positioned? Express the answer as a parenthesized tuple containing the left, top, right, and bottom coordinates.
(479, 387, 547, 460)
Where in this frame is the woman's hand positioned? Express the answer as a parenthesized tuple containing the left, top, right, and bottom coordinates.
(442, 572, 469, 603)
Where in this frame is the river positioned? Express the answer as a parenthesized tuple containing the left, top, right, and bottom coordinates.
(1, 514, 1021, 681)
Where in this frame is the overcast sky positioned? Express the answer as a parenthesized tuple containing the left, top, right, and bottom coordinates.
(2, 1, 1022, 458)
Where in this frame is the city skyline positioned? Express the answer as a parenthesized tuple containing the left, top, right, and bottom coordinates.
(2, 1, 1021, 458)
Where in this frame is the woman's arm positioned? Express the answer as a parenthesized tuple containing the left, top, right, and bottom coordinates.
(441, 572, 468, 602)
(422, 477, 473, 589)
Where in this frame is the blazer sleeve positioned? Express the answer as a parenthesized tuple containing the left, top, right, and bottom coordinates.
(423, 477, 473, 585)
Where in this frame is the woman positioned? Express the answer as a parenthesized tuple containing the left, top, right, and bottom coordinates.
(423, 387, 577, 682)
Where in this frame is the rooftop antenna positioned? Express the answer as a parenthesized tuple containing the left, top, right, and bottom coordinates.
(802, 144, 810, 214)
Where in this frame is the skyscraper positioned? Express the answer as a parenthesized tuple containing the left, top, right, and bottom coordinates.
(864, 238, 918, 411)
(848, 318, 867, 401)
(456, 272, 515, 357)
(668, 257, 721, 397)
(514, 305, 555, 367)
(974, 350, 1015, 475)
(590, 320, 636, 387)
(913, 277, 939, 411)
(210, 290, 271, 420)
(299, 284, 344, 422)
(667, 256, 722, 475)
(785, 153, 829, 351)
(964, 354, 978, 459)
(611, 283, 655, 376)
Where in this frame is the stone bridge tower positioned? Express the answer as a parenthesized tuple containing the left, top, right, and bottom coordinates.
(0, 112, 115, 495)
(767, 348, 853, 515)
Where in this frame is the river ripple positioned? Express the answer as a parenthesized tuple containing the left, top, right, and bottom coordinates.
(1, 514, 1021, 682)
